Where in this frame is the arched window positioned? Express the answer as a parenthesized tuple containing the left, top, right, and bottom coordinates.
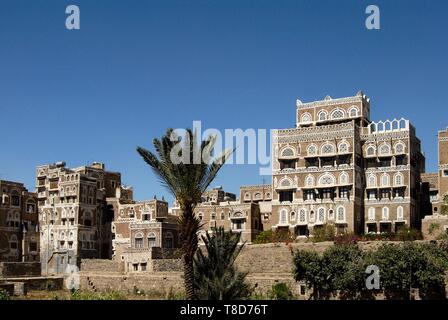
(397, 206, 404, 221)
(394, 173, 403, 186)
(309, 210, 315, 221)
(220, 211, 225, 220)
(301, 113, 312, 123)
(134, 233, 144, 248)
(26, 201, 36, 213)
(366, 145, 375, 156)
(280, 209, 288, 224)
(330, 108, 345, 119)
(211, 212, 216, 220)
(164, 232, 174, 248)
(307, 144, 317, 156)
(198, 213, 203, 221)
(337, 207, 345, 222)
(381, 174, 390, 187)
(349, 106, 359, 117)
(328, 209, 334, 220)
(254, 192, 262, 200)
(305, 175, 315, 187)
(319, 174, 335, 186)
(244, 193, 251, 200)
(281, 147, 295, 157)
(318, 208, 325, 222)
(339, 172, 349, 185)
(321, 143, 335, 155)
(148, 233, 157, 247)
(318, 110, 328, 121)
(11, 191, 20, 207)
(9, 235, 18, 250)
(368, 207, 375, 221)
(368, 174, 377, 188)
(382, 207, 389, 220)
(378, 144, 391, 155)
(280, 178, 292, 188)
(299, 209, 306, 222)
(338, 142, 349, 153)
(290, 212, 296, 221)
(395, 142, 405, 154)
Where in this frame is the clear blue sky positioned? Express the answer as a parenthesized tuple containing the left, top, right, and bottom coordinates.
(0, 0, 447, 203)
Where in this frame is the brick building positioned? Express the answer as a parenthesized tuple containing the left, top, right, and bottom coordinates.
(37, 161, 121, 275)
(0, 180, 39, 262)
(266, 91, 426, 236)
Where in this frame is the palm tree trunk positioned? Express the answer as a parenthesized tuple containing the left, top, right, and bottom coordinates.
(180, 204, 199, 300)
(183, 252, 195, 300)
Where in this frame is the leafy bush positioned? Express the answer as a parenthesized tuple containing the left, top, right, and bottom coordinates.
(0, 288, 10, 301)
(269, 283, 295, 300)
(334, 232, 359, 245)
(394, 226, 423, 241)
(293, 241, 448, 299)
(311, 224, 335, 243)
(253, 229, 295, 244)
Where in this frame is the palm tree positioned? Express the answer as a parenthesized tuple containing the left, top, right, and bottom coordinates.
(137, 128, 231, 300)
(194, 227, 251, 300)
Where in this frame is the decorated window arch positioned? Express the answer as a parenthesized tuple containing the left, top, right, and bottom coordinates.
(319, 173, 335, 186)
(301, 112, 312, 123)
(299, 209, 306, 222)
(317, 110, 328, 121)
(366, 145, 376, 156)
(382, 207, 389, 220)
(381, 174, 390, 187)
(378, 144, 391, 155)
(394, 172, 404, 186)
(348, 106, 359, 117)
(321, 143, 335, 155)
(394, 142, 405, 154)
(281, 147, 295, 158)
(338, 141, 350, 153)
(339, 172, 349, 185)
(337, 207, 345, 222)
(397, 206, 404, 221)
(280, 209, 288, 224)
(305, 175, 315, 187)
(330, 108, 345, 119)
(368, 174, 377, 188)
(317, 207, 325, 222)
(307, 144, 317, 156)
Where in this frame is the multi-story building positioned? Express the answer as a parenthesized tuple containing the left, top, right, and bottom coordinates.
(37, 161, 121, 275)
(267, 91, 425, 236)
(108, 193, 178, 272)
(421, 128, 448, 239)
(0, 180, 39, 262)
(172, 186, 262, 243)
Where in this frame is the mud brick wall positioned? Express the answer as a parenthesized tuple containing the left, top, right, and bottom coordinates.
(80, 259, 123, 273)
(151, 259, 182, 272)
(0, 262, 41, 278)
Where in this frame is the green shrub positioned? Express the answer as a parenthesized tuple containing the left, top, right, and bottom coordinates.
(269, 283, 295, 300)
(253, 229, 295, 244)
(0, 288, 10, 301)
(394, 226, 423, 241)
(311, 224, 335, 243)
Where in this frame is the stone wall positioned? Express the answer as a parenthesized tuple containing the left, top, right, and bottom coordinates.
(80, 273, 184, 297)
(151, 259, 182, 272)
(421, 214, 448, 240)
(0, 262, 41, 278)
(80, 259, 124, 273)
